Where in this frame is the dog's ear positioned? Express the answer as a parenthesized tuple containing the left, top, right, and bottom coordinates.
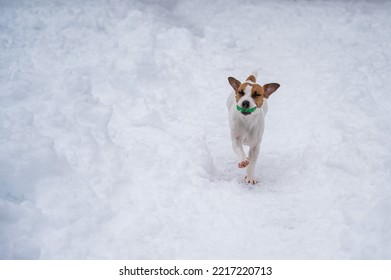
(228, 77, 241, 92)
(263, 83, 280, 98)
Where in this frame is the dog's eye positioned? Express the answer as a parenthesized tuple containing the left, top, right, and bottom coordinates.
(253, 91, 261, 97)
(238, 90, 245, 95)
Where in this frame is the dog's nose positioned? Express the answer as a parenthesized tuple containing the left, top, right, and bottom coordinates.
(242, 100, 250, 108)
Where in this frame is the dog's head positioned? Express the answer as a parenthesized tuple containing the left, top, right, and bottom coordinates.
(228, 74, 280, 116)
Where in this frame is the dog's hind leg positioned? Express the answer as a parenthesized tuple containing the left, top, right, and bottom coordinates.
(245, 144, 260, 184)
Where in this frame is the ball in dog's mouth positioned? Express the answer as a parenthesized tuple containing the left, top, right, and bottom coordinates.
(236, 105, 256, 115)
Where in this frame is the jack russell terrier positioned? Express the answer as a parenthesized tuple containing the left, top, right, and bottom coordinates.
(227, 71, 280, 184)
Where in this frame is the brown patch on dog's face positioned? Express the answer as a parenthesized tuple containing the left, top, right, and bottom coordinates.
(235, 82, 249, 102)
(235, 84, 244, 102)
(250, 84, 265, 108)
(235, 83, 264, 106)
(236, 83, 279, 107)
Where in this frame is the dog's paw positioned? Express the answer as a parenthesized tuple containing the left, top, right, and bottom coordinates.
(245, 176, 258, 185)
(238, 159, 249, 168)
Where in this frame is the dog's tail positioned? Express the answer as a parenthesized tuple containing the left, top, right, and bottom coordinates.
(246, 70, 259, 83)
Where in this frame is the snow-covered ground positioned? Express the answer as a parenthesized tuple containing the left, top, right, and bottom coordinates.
(1, 0, 390, 259)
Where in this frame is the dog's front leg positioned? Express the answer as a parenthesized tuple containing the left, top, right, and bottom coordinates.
(246, 144, 260, 184)
(232, 137, 249, 168)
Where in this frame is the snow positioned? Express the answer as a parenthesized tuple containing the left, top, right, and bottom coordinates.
(1, 0, 391, 259)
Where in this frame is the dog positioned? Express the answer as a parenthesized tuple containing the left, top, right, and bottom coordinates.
(227, 71, 280, 184)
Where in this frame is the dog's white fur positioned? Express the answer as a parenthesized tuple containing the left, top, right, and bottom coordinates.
(227, 71, 279, 184)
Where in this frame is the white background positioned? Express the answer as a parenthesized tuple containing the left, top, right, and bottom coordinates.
(1, 260, 391, 280)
